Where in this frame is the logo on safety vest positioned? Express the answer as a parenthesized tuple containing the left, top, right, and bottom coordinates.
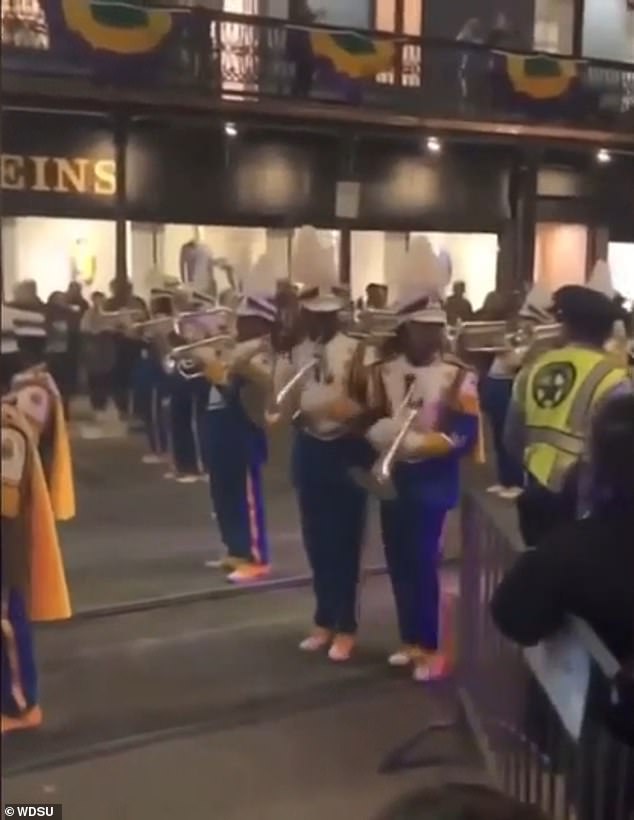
(532, 362, 577, 409)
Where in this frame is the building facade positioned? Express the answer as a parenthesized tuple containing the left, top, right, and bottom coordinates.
(1, 1, 633, 306)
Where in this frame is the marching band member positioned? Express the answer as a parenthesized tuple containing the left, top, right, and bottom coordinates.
(133, 290, 174, 466)
(505, 264, 631, 545)
(200, 252, 278, 583)
(9, 366, 75, 522)
(164, 295, 214, 484)
(365, 238, 483, 682)
(481, 284, 553, 500)
(1, 401, 72, 733)
(280, 227, 373, 663)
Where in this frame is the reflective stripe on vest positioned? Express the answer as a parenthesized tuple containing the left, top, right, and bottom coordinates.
(523, 349, 627, 492)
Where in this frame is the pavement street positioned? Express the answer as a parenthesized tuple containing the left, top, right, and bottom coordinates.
(2, 578, 487, 820)
(0, 429, 522, 819)
(61, 429, 464, 614)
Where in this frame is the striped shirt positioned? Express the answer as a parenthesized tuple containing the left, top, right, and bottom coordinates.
(1, 304, 46, 354)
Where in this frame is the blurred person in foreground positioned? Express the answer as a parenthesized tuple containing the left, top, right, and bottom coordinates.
(493, 392, 634, 667)
(376, 784, 550, 820)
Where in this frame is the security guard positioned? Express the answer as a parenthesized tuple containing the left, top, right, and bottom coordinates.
(276, 226, 372, 663)
(1, 402, 71, 734)
(200, 252, 278, 584)
(505, 275, 631, 544)
(363, 238, 483, 682)
(482, 283, 553, 500)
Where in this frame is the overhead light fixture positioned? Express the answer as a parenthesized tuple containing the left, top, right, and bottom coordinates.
(225, 122, 238, 138)
(426, 136, 442, 154)
(596, 148, 611, 164)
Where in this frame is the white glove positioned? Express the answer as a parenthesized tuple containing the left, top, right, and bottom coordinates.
(367, 417, 400, 450)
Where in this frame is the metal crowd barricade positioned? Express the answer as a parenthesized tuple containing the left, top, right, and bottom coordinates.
(458, 491, 633, 820)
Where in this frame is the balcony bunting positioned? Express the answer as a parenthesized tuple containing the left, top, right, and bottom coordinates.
(45, 0, 198, 83)
(307, 28, 396, 101)
(492, 51, 588, 117)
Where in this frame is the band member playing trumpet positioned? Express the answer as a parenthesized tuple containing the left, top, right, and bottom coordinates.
(132, 290, 175, 465)
(198, 252, 278, 583)
(164, 298, 219, 483)
(365, 238, 482, 682)
(1, 401, 72, 733)
(278, 227, 373, 663)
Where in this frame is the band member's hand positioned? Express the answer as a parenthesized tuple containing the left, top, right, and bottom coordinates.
(325, 395, 362, 422)
(401, 432, 460, 459)
(204, 359, 228, 385)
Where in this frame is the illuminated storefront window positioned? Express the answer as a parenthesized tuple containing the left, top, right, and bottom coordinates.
(608, 242, 634, 301)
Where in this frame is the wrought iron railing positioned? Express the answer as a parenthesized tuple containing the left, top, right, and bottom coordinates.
(459, 491, 633, 819)
(2, 8, 634, 133)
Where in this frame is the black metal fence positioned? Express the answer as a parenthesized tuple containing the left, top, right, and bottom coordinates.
(2, 8, 634, 133)
(458, 492, 633, 819)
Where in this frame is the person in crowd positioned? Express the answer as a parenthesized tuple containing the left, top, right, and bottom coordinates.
(66, 281, 89, 316)
(445, 281, 473, 325)
(473, 290, 512, 321)
(200, 252, 278, 583)
(1, 400, 72, 735)
(44, 291, 74, 416)
(481, 284, 553, 500)
(275, 226, 373, 663)
(505, 275, 630, 545)
(365, 283, 389, 311)
(105, 279, 148, 420)
(1, 302, 46, 391)
(376, 784, 550, 820)
(80, 291, 118, 423)
(64, 282, 89, 400)
(363, 238, 482, 682)
(10, 280, 47, 365)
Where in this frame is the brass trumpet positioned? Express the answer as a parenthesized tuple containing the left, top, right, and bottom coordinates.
(349, 377, 421, 501)
(163, 334, 235, 378)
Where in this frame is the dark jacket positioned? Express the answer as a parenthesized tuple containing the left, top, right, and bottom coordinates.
(491, 504, 634, 663)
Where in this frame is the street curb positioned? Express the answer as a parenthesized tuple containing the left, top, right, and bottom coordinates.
(69, 565, 390, 621)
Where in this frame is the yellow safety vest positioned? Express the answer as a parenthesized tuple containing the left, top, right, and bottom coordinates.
(516, 346, 628, 492)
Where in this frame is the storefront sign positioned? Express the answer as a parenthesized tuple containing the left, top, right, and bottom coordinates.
(1, 154, 116, 196)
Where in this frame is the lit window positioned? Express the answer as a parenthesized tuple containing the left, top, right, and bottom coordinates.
(1, 0, 49, 48)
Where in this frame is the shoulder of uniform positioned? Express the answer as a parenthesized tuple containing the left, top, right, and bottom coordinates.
(1, 426, 28, 484)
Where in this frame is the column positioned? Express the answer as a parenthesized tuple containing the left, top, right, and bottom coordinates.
(114, 113, 129, 291)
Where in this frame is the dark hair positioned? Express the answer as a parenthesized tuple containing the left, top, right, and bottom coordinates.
(377, 784, 550, 820)
(590, 394, 634, 505)
(565, 313, 615, 348)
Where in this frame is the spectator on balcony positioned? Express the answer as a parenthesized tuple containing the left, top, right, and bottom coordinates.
(376, 783, 550, 819)
(456, 18, 485, 102)
(287, 0, 321, 98)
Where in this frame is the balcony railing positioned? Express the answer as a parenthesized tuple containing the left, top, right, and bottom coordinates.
(2, 8, 634, 134)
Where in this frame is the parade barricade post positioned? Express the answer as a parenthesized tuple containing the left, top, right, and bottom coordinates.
(458, 490, 633, 820)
